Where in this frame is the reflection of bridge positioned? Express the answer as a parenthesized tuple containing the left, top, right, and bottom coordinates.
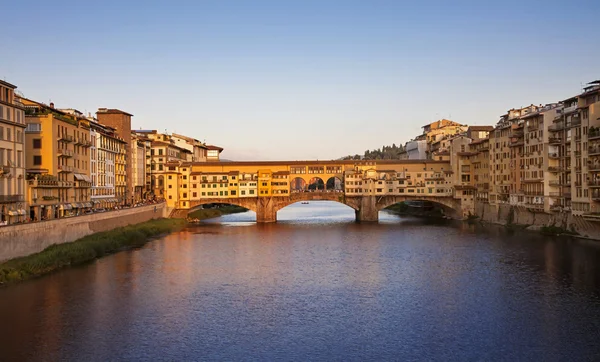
(164, 160, 473, 222)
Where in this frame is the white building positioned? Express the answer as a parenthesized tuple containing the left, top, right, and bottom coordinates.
(405, 140, 428, 159)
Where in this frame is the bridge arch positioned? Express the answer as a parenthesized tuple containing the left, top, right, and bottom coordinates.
(326, 176, 343, 191)
(376, 195, 462, 218)
(290, 177, 307, 191)
(186, 199, 258, 215)
(308, 177, 325, 191)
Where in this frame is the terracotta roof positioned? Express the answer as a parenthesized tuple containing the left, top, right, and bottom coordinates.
(467, 125, 494, 132)
(206, 145, 224, 151)
(0, 80, 17, 89)
(96, 108, 133, 117)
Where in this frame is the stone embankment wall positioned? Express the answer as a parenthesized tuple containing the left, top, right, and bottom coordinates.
(474, 201, 600, 239)
(0, 203, 168, 262)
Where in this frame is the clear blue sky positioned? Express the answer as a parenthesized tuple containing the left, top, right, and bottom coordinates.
(3, 0, 599, 160)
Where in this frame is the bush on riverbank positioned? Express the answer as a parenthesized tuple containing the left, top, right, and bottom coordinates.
(188, 205, 248, 220)
(0, 218, 186, 285)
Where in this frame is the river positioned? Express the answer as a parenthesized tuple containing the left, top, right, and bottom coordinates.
(2, 202, 600, 361)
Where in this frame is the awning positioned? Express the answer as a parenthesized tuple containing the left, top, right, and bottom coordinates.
(18, 209, 26, 215)
(61, 204, 73, 210)
(85, 202, 93, 208)
(74, 174, 92, 183)
(7, 210, 18, 216)
(71, 203, 79, 208)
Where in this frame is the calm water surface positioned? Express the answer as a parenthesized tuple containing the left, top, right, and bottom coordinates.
(2, 202, 600, 361)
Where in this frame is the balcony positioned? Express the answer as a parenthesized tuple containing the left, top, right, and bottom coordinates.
(58, 149, 74, 157)
(548, 180, 567, 187)
(589, 164, 600, 172)
(511, 130, 524, 138)
(510, 140, 524, 147)
(80, 139, 92, 147)
(575, 134, 582, 142)
(29, 179, 73, 188)
(58, 165, 74, 173)
(522, 178, 543, 183)
(589, 180, 600, 188)
(589, 130, 600, 140)
(548, 166, 564, 173)
(549, 137, 562, 145)
(524, 203, 544, 210)
(548, 123, 565, 132)
(0, 195, 25, 203)
(58, 134, 73, 143)
(523, 190, 543, 196)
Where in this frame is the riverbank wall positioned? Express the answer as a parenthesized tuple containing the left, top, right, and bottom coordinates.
(474, 201, 600, 239)
(0, 203, 168, 262)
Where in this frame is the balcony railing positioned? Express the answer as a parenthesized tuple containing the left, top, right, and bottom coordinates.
(549, 137, 562, 144)
(549, 123, 565, 132)
(0, 195, 24, 203)
(548, 166, 564, 173)
(30, 179, 58, 187)
(589, 164, 600, 172)
(588, 180, 600, 188)
(58, 134, 73, 142)
(58, 149, 74, 157)
(523, 190, 543, 196)
(58, 165, 74, 173)
(589, 130, 600, 140)
(589, 147, 600, 156)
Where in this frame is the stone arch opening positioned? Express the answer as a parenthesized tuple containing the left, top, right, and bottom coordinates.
(308, 177, 325, 191)
(290, 177, 307, 192)
(326, 176, 343, 191)
(379, 198, 461, 219)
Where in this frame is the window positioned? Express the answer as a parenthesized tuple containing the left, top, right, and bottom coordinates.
(183, 193, 187, 198)
(33, 155, 42, 166)
(193, 192, 197, 197)
(168, 175, 172, 180)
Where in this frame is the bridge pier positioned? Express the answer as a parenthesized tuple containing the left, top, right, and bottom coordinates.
(256, 197, 277, 223)
(355, 195, 378, 222)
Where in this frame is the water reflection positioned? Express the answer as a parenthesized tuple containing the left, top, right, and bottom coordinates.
(1, 202, 600, 360)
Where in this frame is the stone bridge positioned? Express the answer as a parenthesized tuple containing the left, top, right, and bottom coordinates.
(163, 159, 471, 223)
(170, 192, 462, 222)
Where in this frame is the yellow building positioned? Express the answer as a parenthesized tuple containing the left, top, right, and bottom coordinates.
(132, 130, 191, 198)
(22, 99, 92, 219)
(0, 80, 27, 224)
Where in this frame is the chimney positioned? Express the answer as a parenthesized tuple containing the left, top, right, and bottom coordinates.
(49, 102, 54, 108)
